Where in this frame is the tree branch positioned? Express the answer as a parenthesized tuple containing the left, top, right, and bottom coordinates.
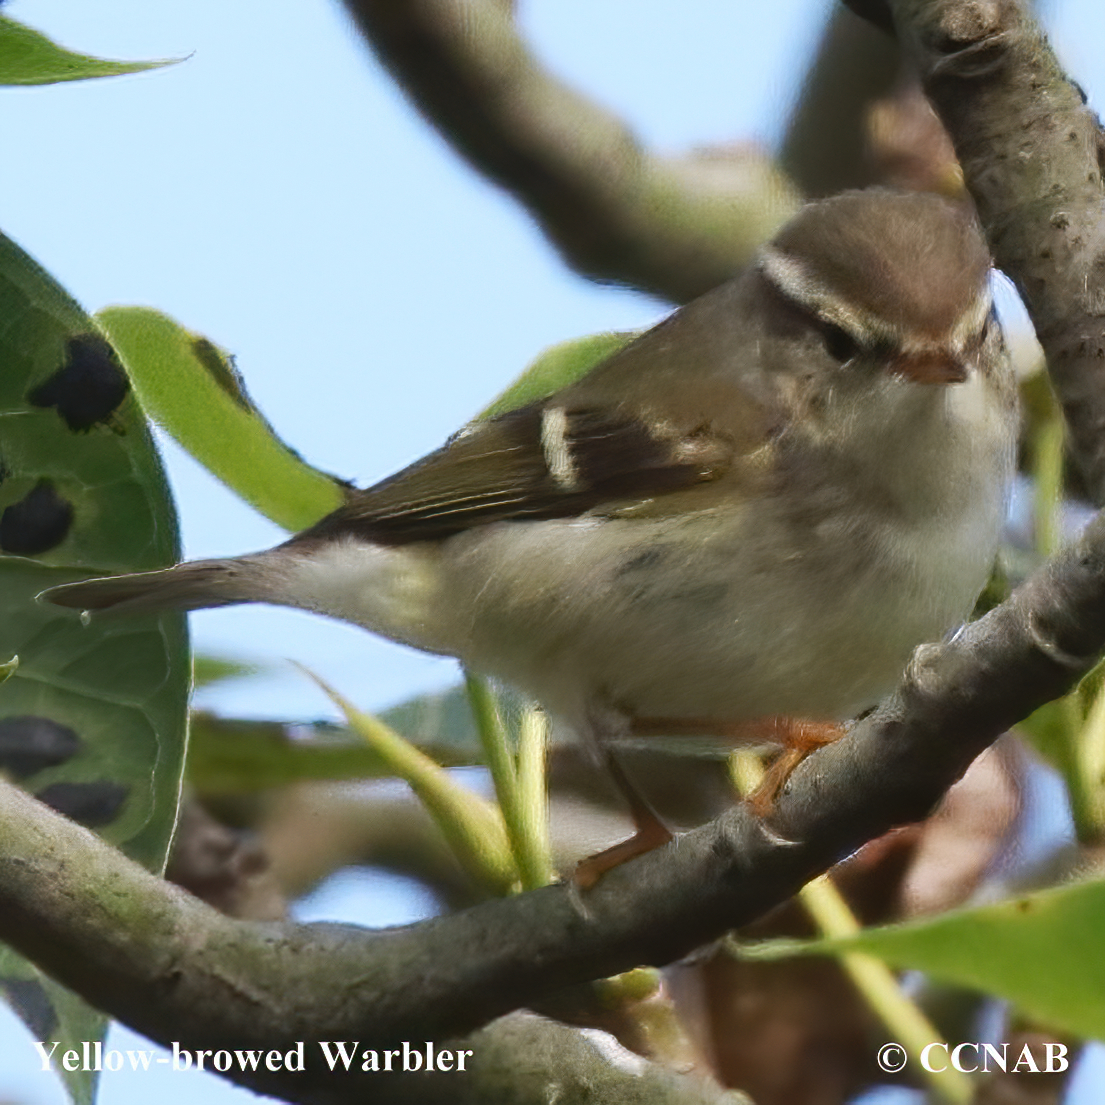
(889, 0, 1105, 502)
(779, 5, 902, 196)
(339, 0, 799, 302)
(0, 780, 747, 1104)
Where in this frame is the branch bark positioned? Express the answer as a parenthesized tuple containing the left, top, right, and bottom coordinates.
(0, 781, 748, 1104)
(339, 0, 799, 302)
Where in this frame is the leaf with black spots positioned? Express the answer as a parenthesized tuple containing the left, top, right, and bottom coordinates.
(0, 715, 81, 778)
(0, 480, 74, 554)
(0, 230, 188, 1105)
(36, 780, 128, 827)
(28, 333, 130, 431)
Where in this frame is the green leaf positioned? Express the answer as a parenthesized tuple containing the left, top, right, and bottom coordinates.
(742, 878, 1105, 1043)
(0, 231, 188, 1103)
(464, 672, 554, 890)
(1017, 695, 1080, 783)
(95, 307, 347, 532)
(184, 680, 547, 793)
(477, 331, 636, 420)
(0, 16, 179, 86)
(94, 317, 632, 535)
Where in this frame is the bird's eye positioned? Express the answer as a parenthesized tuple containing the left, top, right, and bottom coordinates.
(821, 322, 861, 363)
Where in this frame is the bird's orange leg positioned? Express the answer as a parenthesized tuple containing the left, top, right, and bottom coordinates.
(573, 716, 843, 886)
(573, 748, 674, 889)
(630, 715, 845, 815)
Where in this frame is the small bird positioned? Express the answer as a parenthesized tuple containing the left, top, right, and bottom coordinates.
(44, 190, 1018, 881)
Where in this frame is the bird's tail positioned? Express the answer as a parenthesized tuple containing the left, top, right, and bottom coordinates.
(40, 556, 273, 617)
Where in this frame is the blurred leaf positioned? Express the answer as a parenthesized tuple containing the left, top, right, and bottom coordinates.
(1019, 368, 1061, 456)
(514, 706, 554, 889)
(379, 683, 482, 756)
(95, 307, 347, 531)
(741, 877, 1105, 1043)
(730, 752, 970, 1102)
(1018, 658, 1105, 840)
(187, 684, 486, 793)
(1018, 696, 1080, 781)
(1020, 387, 1105, 840)
(0, 233, 188, 1102)
(1078, 681, 1105, 837)
(464, 673, 555, 890)
(477, 331, 636, 420)
(970, 558, 1010, 619)
(188, 713, 390, 792)
(0, 16, 178, 85)
(1033, 406, 1065, 560)
(192, 653, 261, 689)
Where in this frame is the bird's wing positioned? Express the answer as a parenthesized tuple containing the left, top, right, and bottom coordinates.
(292, 279, 782, 548)
(292, 388, 766, 547)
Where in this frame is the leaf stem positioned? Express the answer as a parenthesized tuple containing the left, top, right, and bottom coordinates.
(1033, 408, 1065, 560)
(514, 707, 554, 889)
(301, 665, 516, 893)
(464, 672, 533, 888)
(1075, 680, 1105, 839)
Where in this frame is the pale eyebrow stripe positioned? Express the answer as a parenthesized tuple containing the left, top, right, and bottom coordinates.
(758, 246, 872, 340)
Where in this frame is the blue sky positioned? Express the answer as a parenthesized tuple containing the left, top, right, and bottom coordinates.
(0, 0, 827, 725)
(2, 1, 1104, 1102)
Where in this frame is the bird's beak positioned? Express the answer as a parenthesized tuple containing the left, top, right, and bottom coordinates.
(891, 350, 968, 385)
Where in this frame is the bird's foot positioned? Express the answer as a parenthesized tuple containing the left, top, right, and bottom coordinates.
(745, 718, 844, 816)
(573, 737, 675, 888)
(573, 817, 675, 889)
(629, 714, 845, 815)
